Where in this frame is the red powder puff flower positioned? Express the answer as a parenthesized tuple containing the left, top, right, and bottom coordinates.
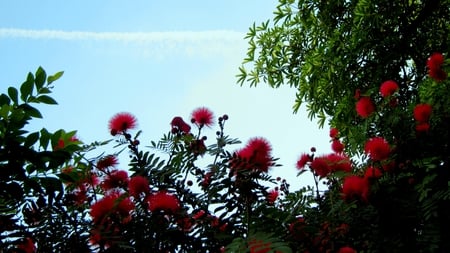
(266, 189, 279, 204)
(249, 239, 272, 253)
(338, 246, 357, 253)
(170, 116, 191, 134)
(364, 166, 382, 179)
(128, 175, 150, 198)
(416, 122, 430, 132)
(354, 89, 361, 99)
(108, 112, 137, 136)
(17, 237, 36, 253)
(329, 128, 339, 139)
(96, 155, 119, 171)
(342, 175, 370, 202)
(427, 52, 445, 70)
(325, 153, 352, 173)
(101, 170, 129, 191)
(331, 139, 345, 153)
(232, 137, 273, 173)
(356, 96, 375, 118)
(429, 68, 447, 82)
(379, 80, 399, 98)
(90, 193, 134, 225)
(147, 191, 180, 213)
(413, 104, 432, 123)
(296, 153, 311, 170)
(310, 157, 330, 178)
(364, 137, 390, 161)
(192, 209, 207, 220)
(191, 107, 214, 127)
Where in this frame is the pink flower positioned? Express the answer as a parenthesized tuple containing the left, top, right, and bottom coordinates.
(108, 112, 137, 135)
(379, 80, 399, 97)
(331, 139, 345, 153)
(413, 104, 432, 123)
(364, 137, 390, 161)
(356, 96, 375, 118)
(128, 175, 150, 198)
(342, 175, 370, 202)
(101, 170, 129, 191)
(296, 153, 311, 170)
(147, 191, 180, 213)
(191, 107, 214, 127)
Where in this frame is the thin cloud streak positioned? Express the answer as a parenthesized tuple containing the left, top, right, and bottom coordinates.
(0, 28, 244, 43)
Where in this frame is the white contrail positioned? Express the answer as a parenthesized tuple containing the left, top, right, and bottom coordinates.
(0, 28, 244, 43)
(0, 28, 248, 58)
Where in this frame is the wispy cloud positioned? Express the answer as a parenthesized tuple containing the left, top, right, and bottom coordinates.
(0, 28, 247, 58)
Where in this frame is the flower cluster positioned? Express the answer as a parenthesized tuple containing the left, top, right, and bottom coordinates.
(427, 52, 447, 82)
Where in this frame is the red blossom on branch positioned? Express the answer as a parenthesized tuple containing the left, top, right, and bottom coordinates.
(329, 128, 339, 139)
(232, 137, 274, 173)
(413, 103, 432, 123)
(427, 52, 447, 81)
(96, 155, 119, 171)
(356, 96, 375, 118)
(128, 175, 150, 198)
(331, 139, 345, 153)
(147, 191, 180, 213)
(101, 170, 129, 191)
(296, 153, 311, 170)
(266, 189, 279, 204)
(170, 116, 191, 134)
(338, 246, 357, 253)
(364, 137, 391, 161)
(108, 112, 137, 136)
(90, 193, 134, 225)
(342, 175, 370, 202)
(191, 107, 214, 127)
(379, 80, 399, 98)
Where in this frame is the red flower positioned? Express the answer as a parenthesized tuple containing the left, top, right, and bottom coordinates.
(379, 80, 399, 97)
(232, 137, 273, 173)
(128, 175, 150, 198)
(329, 128, 339, 139)
(356, 96, 375, 118)
(17, 237, 36, 253)
(413, 103, 432, 123)
(364, 166, 382, 179)
(325, 153, 352, 173)
(427, 52, 445, 70)
(331, 139, 345, 153)
(170, 116, 191, 134)
(249, 239, 272, 253)
(96, 155, 119, 171)
(147, 191, 180, 213)
(427, 53, 447, 81)
(90, 193, 134, 225)
(342, 175, 370, 202)
(364, 137, 390, 161)
(296, 153, 311, 170)
(266, 189, 279, 204)
(191, 107, 214, 127)
(310, 157, 330, 178)
(338, 246, 357, 253)
(108, 112, 137, 135)
(416, 122, 430, 132)
(192, 210, 206, 220)
(354, 89, 361, 99)
(101, 170, 129, 191)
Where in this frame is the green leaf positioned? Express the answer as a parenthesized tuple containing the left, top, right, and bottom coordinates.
(7, 87, 19, 104)
(20, 103, 42, 118)
(25, 132, 40, 147)
(37, 95, 58, 105)
(47, 71, 64, 85)
(20, 73, 34, 101)
(0, 93, 11, 106)
(35, 66, 47, 89)
(39, 128, 51, 150)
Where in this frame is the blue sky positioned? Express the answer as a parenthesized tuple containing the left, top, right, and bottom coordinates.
(0, 1, 330, 190)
